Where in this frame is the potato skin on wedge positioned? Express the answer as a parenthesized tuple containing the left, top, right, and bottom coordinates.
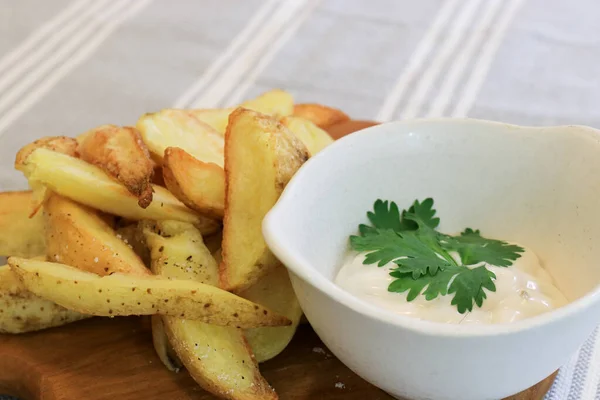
(14, 136, 79, 171)
(44, 194, 150, 277)
(221, 108, 309, 293)
(292, 103, 349, 129)
(0, 264, 88, 334)
(163, 147, 225, 219)
(0, 191, 45, 257)
(7, 257, 290, 328)
(14, 136, 79, 216)
(144, 221, 276, 400)
(78, 125, 155, 208)
(19, 148, 218, 234)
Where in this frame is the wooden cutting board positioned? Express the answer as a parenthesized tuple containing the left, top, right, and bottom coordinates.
(0, 120, 557, 400)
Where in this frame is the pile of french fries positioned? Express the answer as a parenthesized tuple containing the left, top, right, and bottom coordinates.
(0, 89, 349, 400)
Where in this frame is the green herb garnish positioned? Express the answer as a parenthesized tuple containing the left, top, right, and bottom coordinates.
(349, 199, 524, 313)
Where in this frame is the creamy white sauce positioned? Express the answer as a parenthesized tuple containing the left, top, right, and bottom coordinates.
(334, 246, 568, 324)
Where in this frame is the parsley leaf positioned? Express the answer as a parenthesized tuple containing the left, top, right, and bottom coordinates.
(442, 228, 524, 267)
(388, 265, 497, 313)
(350, 230, 454, 278)
(448, 265, 497, 313)
(350, 198, 524, 314)
(363, 199, 412, 232)
(402, 198, 440, 230)
(389, 268, 457, 301)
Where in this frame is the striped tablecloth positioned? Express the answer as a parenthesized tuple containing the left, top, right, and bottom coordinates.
(1, 1, 600, 399)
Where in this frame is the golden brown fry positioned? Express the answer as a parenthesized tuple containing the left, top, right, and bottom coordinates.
(144, 221, 276, 399)
(78, 125, 154, 208)
(221, 108, 309, 293)
(136, 109, 224, 166)
(0, 263, 88, 334)
(18, 148, 219, 234)
(8, 257, 290, 328)
(0, 191, 44, 257)
(242, 265, 303, 363)
(14, 136, 79, 216)
(281, 116, 334, 156)
(44, 194, 150, 277)
(292, 103, 349, 129)
(163, 147, 225, 219)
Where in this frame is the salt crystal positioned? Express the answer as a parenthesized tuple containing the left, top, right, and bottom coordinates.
(312, 347, 326, 354)
(335, 382, 345, 389)
(94, 257, 99, 263)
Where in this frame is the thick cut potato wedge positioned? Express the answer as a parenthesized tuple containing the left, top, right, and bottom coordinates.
(241, 89, 294, 119)
(19, 148, 218, 234)
(242, 265, 303, 363)
(8, 257, 290, 328)
(163, 147, 225, 219)
(151, 315, 183, 372)
(78, 125, 155, 208)
(0, 264, 88, 333)
(190, 89, 294, 135)
(281, 116, 334, 156)
(144, 221, 276, 399)
(14, 136, 79, 216)
(222, 109, 309, 292)
(292, 103, 349, 129)
(14, 136, 79, 171)
(115, 223, 151, 267)
(0, 191, 44, 257)
(136, 109, 224, 166)
(188, 108, 233, 136)
(44, 194, 150, 277)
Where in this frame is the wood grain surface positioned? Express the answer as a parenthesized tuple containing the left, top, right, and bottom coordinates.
(0, 119, 557, 400)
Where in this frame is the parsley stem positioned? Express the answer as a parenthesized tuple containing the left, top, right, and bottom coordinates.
(436, 246, 459, 267)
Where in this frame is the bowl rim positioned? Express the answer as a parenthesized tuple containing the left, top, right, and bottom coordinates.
(263, 117, 600, 338)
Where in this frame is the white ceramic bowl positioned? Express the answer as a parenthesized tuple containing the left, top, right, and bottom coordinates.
(263, 118, 600, 400)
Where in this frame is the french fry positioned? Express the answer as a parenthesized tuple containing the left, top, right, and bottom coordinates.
(0, 191, 44, 257)
(292, 103, 349, 129)
(281, 116, 334, 156)
(44, 194, 150, 277)
(242, 265, 303, 363)
(8, 257, 290, 328)
(163, 147, 225, 219)
(190, 89, 295, 135)
(78, 125, 155, 208)
(0, 263, 88, 334)
(221, 109, 309, 293)
(18, 148, 219, 234)
(14, 136, 79, 216)
(144, 221, 276, 399)
(136, 109, 224, 166)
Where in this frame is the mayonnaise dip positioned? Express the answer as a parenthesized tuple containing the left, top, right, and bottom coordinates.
(334, 246, 568, 324)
